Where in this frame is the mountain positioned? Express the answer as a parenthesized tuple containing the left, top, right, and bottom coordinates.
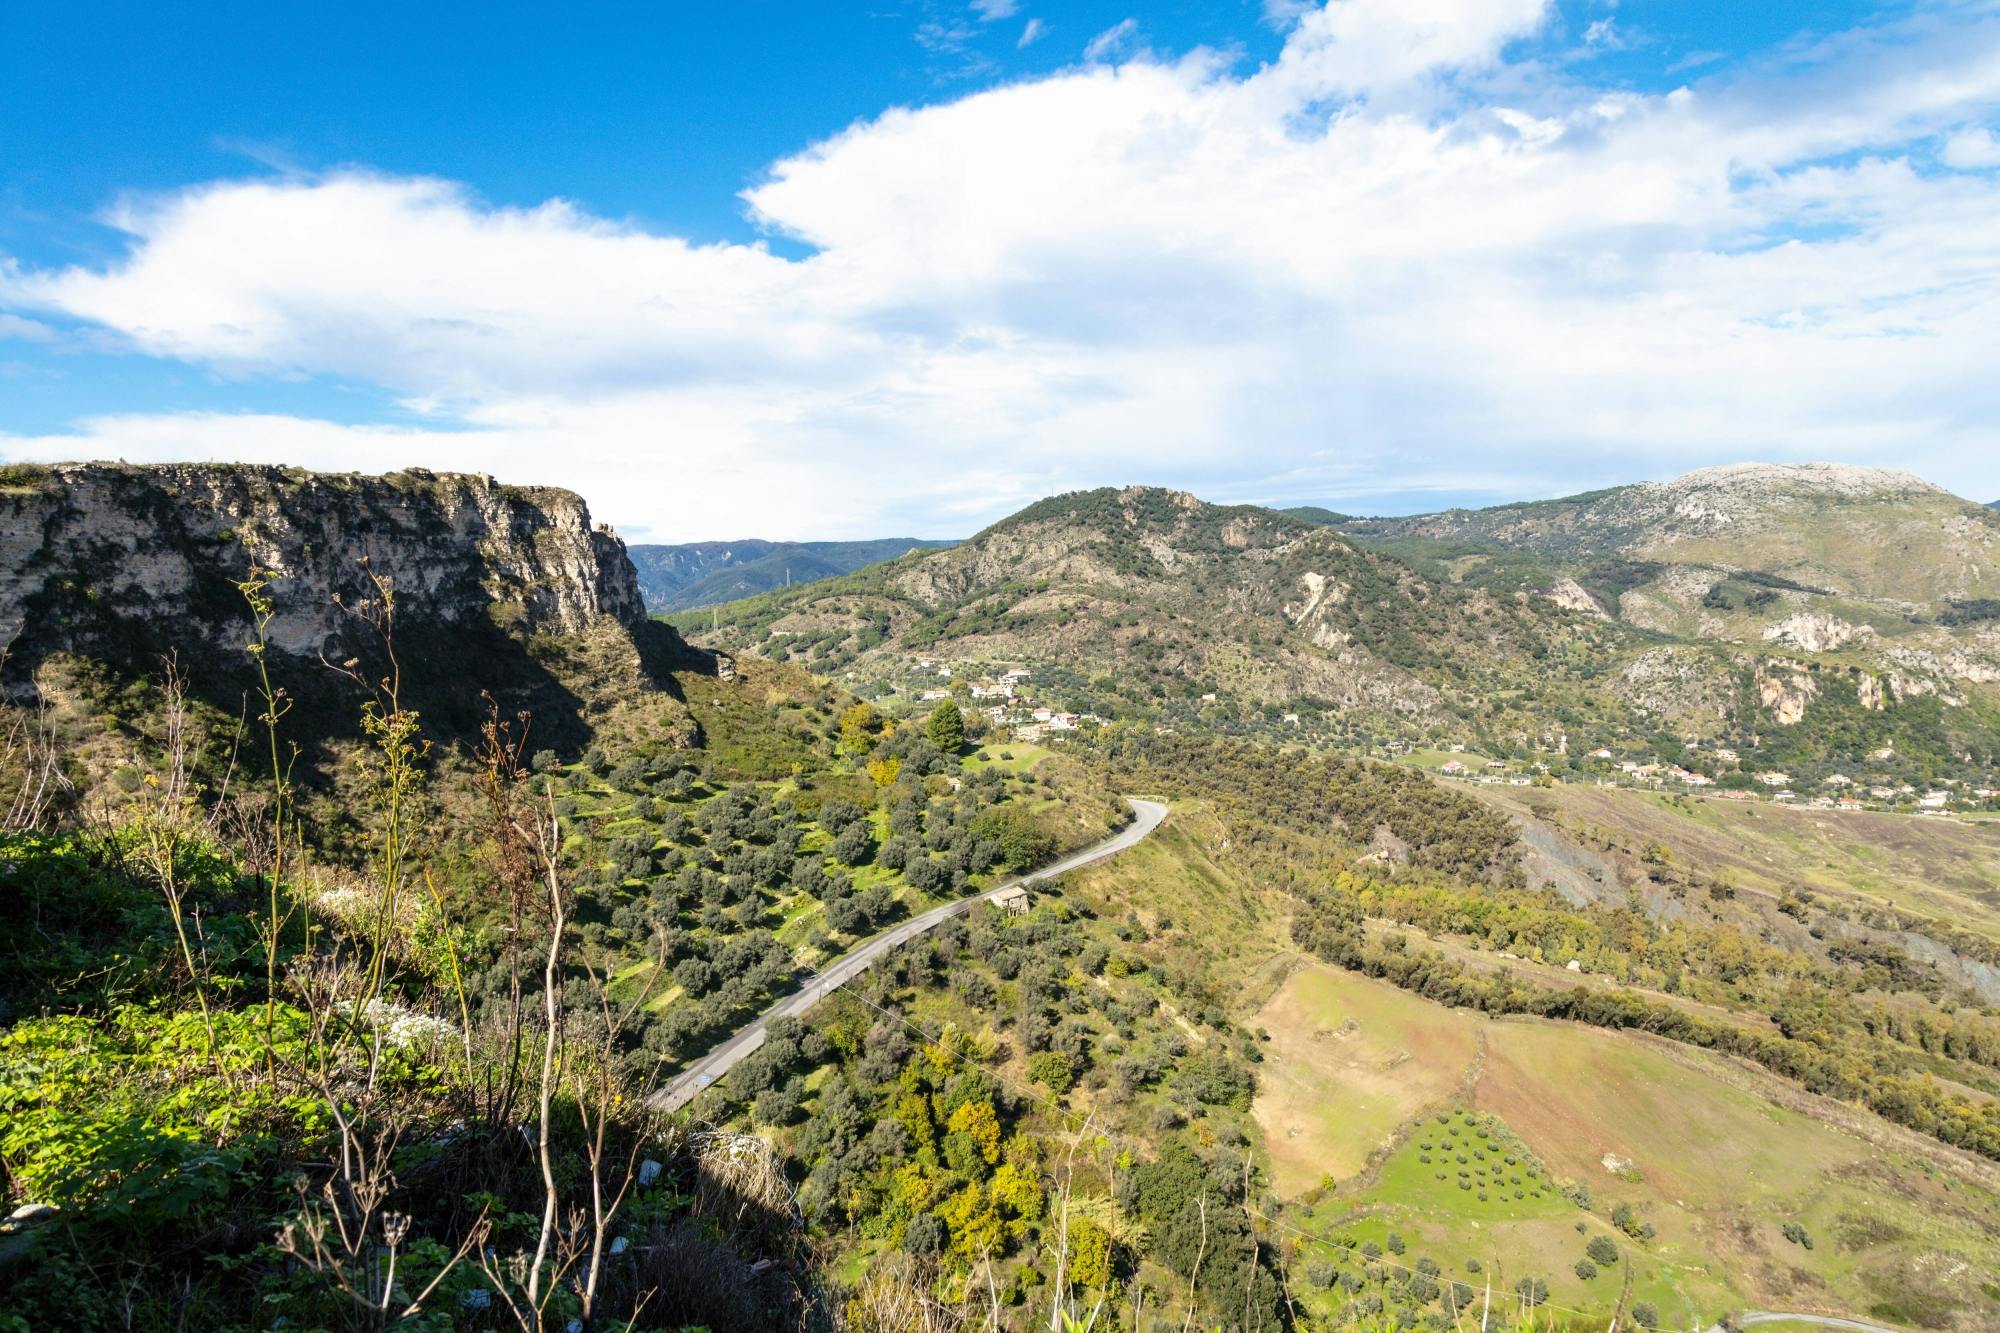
(682, 477, 2000, 786)
(1278, 504, 1354, 526)
(1328, 463, 2000, 729)
(674, 484, 1633, 741)
(1337, 463, 2000, 606)
(628, 537, 956, 611)
(0, 461, 720, 761)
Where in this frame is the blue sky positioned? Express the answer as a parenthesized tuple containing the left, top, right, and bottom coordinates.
(4, 0, 1998, 537)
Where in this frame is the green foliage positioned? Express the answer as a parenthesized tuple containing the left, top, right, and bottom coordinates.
(925, 699, 966, 753)
(1027, 1049, 1078, 1095)
(0, 1003, 326, 1228)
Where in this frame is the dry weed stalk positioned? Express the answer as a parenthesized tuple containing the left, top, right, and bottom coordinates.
(473, 705, 667, 1332)
(0, 649, 72, 831)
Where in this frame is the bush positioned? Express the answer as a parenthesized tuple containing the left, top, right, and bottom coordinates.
(902, 1212, 946, 1257)
(1027, 1050, 1077, 1095)
(1631, 1300, 1659, 1329)
(1573, 1258, 1597, 1280)
(1781, 1221, 1813, 1250)
(1585, 1235, 1619, 1266)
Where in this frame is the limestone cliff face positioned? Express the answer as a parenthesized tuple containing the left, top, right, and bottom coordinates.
(1, 463, 646, 663)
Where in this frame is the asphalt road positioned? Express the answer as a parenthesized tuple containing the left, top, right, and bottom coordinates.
(649, 796, 1168, 1113)
(1711, 1314, 1910, 1333)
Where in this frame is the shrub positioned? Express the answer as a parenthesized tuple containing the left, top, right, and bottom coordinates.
(1781, 1221, 1814, 1250)
(1585, 1235, 1619, 1266)
(1573, 1259, 1597, 1281)
(1631, 1300, 1660, 1329)
(1026, 1050, 1077, 1095)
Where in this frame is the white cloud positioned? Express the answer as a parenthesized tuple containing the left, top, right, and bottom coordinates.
(1942, 126, 2000, 168)
(6, 2, 2000, 535)
(1018, 17, 1046, 48)
(1082, 19, 1137, 63)
(0, 313, 55, 343)
(972, 0, 1017, 20)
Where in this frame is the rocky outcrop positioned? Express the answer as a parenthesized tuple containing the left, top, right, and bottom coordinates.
(1, 463, 646, 663)
(1761, 611, 1874, 653)
(1756, 659, 1820, 725)
(1544, 577, 1610, 620)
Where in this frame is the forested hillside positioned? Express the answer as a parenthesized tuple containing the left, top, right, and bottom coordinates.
(629, 538, 956, 612)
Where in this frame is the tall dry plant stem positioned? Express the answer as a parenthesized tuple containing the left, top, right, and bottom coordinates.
(238, 565, 304, 1073)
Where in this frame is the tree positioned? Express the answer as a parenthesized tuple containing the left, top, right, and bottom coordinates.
(1585, 1234, 1619, 1266)
(831, 821, 874, 866)
(1028, 1050, 1077, 1095)
(839, 702, 879, 753)
(926, 700, 966, 753)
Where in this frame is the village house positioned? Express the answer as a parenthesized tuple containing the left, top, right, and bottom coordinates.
(1441, 760, 1469, 776)
(1755, 771, 1791, 787)
(990, 885, 1030, 916)
(1714, 747, 1740, 763)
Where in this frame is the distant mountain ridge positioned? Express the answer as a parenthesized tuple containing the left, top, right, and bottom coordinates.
(1331, 463, 2000, 605)
(682, 469, 2000, 786)
(675, 484, 1614, 738)
(628, 537, 957, 611)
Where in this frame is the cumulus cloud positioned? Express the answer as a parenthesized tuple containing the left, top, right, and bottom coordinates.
(5, 1, 2000, 536)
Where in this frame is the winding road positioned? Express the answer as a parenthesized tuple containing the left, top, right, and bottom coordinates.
(1710, 1313, 1910, 1333)
(650, 796, 1168, 1113)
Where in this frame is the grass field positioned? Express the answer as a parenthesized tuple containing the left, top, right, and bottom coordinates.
(1470, 781, 2000, 939)
(1256, 964, 2000, 1330)
(1254, 966, 1480, 1192)
(1058, 800, 1294, 1011)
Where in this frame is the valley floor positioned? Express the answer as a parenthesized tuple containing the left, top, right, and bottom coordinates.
(1255, 963, 2000, 1331)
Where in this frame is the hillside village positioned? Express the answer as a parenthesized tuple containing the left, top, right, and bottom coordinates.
(864, 654, 2000, 822)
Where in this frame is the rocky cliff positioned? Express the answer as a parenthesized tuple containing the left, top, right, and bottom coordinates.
(0, 462, 646, 665)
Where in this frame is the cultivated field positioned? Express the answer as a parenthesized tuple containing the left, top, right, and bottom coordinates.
(1257, 964, 2000, 1330)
